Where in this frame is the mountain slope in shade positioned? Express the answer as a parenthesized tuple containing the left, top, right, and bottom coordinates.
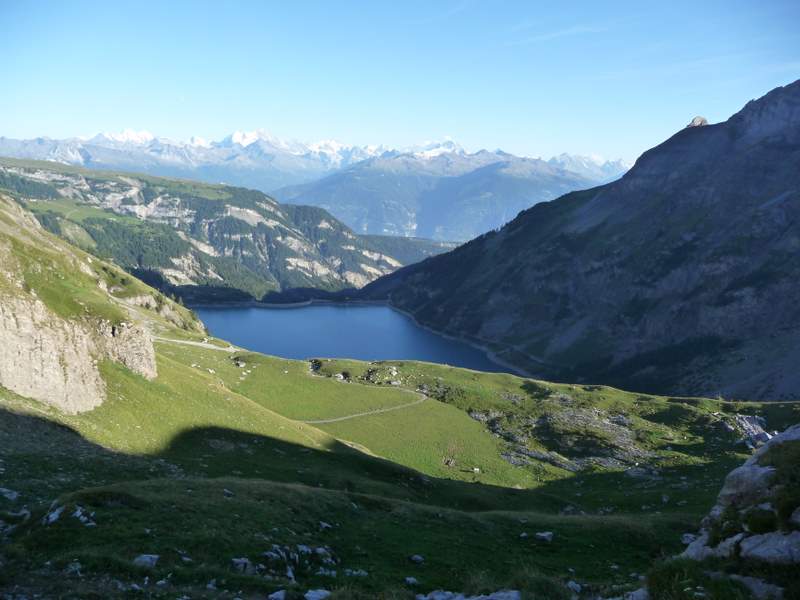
(0, 159, 452, 303)
(275, 150, 609, 241)
(360, 79, 800, 400)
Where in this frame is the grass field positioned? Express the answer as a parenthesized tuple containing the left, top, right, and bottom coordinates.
(4, 329, 797, 597)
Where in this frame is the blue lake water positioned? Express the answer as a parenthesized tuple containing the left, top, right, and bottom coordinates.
(195, 303, 508, 373)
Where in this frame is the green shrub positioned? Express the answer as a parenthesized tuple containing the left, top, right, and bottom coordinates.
(648, 559, 750, 600)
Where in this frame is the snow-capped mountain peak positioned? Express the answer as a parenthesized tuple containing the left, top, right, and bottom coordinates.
(93, 129, 156, 145)
(410, 138, 465, 159)
(547, 153, 631, 181)
(225, 129, 280, 148)
(188, 136, 211, 148)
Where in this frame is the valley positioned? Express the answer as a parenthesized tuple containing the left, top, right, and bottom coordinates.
(0, 188, 798, 599)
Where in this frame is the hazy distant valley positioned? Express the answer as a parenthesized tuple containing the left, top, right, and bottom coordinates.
(0, 133, 628, 242)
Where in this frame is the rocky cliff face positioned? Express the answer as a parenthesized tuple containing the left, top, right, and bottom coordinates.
(663, 423, 800, 599)
(0, 195, 159, 413)
(682, 423, 800, 562)
(0, 295, 106, 414)
(96, 321, 158, 381)
(362, 79, 800, 400)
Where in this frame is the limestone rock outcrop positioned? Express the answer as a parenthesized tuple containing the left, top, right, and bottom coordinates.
(0, 295, 106, 414)
(0, 295, 158, 414)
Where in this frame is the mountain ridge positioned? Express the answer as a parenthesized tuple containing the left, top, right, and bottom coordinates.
(0, 131, 627, 196)
(274, 149, 624, 240)
(0, 157, 454, 304)
(359, 79, 800, 400)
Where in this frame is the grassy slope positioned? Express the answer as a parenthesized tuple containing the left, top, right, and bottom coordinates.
(1, 195, 798, 597)
(4, 335, 798, 597)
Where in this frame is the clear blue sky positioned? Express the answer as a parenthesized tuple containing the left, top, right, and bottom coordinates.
(2, 0, 798, 161)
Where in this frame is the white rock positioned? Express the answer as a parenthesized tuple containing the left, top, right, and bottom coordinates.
(305, 591, 331, 600)
(409, 554, 425, 564)
(535, 531, 554, 542)
(739, 531, 800, 564)
(268, 591, 286, 600)
(231, 557, 254, 574)
(133, 554, 159, 569)
(624, 589, 650, 600)
(566, 580, 582, 593)
(729, 575, 784, 600)
(0, 488, 19, 501)
(681, 533, 697, 545)
(681, 532, 713, 560)
(790, 507, 800, 527)
(43, 505, 64, 525)
(405, 576, 419, 585)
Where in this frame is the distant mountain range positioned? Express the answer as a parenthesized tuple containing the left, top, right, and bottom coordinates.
(276, 149, 627, 241)
(0, 131, 629, 241)
(362, 79, 800, 400)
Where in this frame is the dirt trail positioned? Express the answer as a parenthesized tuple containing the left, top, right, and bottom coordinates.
(153, 336, 239, 353)
(300, 396, 427, 424)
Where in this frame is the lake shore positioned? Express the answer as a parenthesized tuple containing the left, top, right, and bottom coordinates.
(190, 298, 528, 376)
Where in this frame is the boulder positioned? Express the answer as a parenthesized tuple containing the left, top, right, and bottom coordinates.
(535, 531, 554, 542)
(791, 507, 800, 527)
(729, 575, 784, 600)
(133, 554, 159, 569)
(739, 531, 800, 564)
(231, 557, 255, 575)
(0, 487, 19, 501)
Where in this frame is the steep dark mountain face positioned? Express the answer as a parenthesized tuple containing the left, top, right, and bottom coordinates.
(361, 80, 800, 400)
(274, 151, 607, 241)
(0, 159, 452, 303)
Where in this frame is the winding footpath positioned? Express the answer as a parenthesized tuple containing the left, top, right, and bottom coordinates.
(299, 396, 427, 424)
(154, 335, 428, 423)
(153, 336, 239, 352)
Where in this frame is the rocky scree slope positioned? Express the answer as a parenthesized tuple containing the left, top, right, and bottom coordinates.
(275, 149, 616, 241)
(0, 159, 451, 303)
(638, 423, 800, 600)
(0, 193, 200, 413)
(361, 79, 800, 401)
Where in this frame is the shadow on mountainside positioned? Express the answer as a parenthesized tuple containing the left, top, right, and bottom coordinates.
(0, 403, 741, 517)
(0, 404, 759, 596)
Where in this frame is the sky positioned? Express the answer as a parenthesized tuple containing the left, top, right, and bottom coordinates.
(2, 0, 799, 162)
